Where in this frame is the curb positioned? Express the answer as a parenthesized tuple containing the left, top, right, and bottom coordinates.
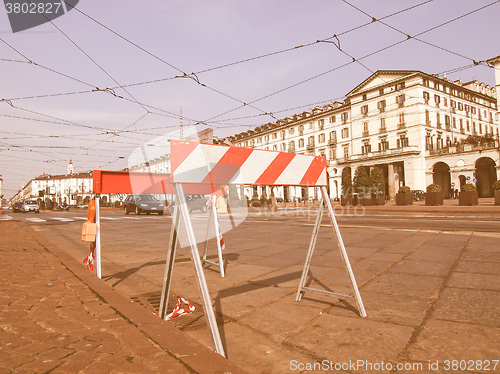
(30, 223, 247, 374)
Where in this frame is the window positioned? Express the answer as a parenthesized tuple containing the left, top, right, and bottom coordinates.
(329, 130, 337, 143)
(399, 113, 405, 124)
(451, 99, 456, 109)
(288, 141, 295, 152)
(361, 141, 371, 154)
(425, 133, 433, 150)
(377, 100, 386, 112)
(273, 145, 277, 151)
(309, 122, 314, 129)
(298, 138, 304, 147)
(329, 148, 336, 159)
(479, 123, 482, 134)
(343, 145, 349, 158)
(466, 120, 470, 132)
(380, 117, 386, 131)
(435, 94, 441, 105)
(396, 94, 405, 107)
(425, 110, 430, 125)
(395, 82, 405, 90)
(379, 138, 389, 151)
(281, 130, 285, 140)
(308, 136, 315, 148)
(445, 115, 450, 128)
(329, 115, 336, 123)
(460, 119, 464, 131)
(257, 137, 262, 143)
(397, 134, 409, 148)
(341, 112, 348, 123)
(289, 127, 295, 135)
(318, 133, 325, 143)
(453, 117, 456, 129)
(361, 105, 368, 116)
(280, 143, 286, 151)
(341, 127, 349, 138)
(298, 124, 304, 135)
(379, 88, 384, 95)
(363, 122, 369, 132)
(423, 91, 430, 103)
(436, 113, 441, 127)
(272, 133, 277, 139)
(264, 135, 269, 142)
(443, 97, 448, 107)
(318, 119, 324, 130)
(362, 93, 367, 101)
(458, 102, 463, 111)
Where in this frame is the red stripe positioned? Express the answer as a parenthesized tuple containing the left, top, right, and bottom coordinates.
(254, 152, 296, 185)
(201, 146, 254, 185)
(170, 140, 199, 175)
(300, 156, 327, 186)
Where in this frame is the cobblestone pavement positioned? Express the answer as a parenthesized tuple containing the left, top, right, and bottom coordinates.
(0, 220, 245, 373)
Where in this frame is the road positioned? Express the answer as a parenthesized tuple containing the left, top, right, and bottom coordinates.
(3, 206, 499, 373)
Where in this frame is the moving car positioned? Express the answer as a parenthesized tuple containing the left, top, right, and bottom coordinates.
(170, 194, 209, 213)
(12, 202, 23, 213)
(124, 194, 164, 215)
(22, 200, 40, 213)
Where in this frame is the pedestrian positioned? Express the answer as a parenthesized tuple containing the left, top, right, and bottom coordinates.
(455, 188, 459, 199)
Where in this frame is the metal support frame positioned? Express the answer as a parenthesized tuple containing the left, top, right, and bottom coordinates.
(161, 184, 226, 356)
(158, 195, 180, 319)
(202, 195, 225, 278)
(296, 186, 366, 318)
(95, 195, 102, 279)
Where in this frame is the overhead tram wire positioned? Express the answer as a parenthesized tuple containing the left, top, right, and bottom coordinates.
(203, 0, 500, 127)
(339, 0, 500, 63)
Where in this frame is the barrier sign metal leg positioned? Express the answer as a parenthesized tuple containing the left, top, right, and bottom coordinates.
(202, 196, 225, 278)
(296, 187, 366, 318)
(159, 201, 180, 319)
(95, 196, 102, 279)
(174, 184, 226, 357)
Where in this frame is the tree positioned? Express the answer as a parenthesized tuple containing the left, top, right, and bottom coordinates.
(341, 167, 352, 195)
(353, 166, 370, 196)
(370, 167, 384, 195)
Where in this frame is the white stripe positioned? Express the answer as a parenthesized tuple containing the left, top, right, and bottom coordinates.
(0, 215, 13, 220)
(51, 217, 74, 222)
(26, 218, 46, 222)
(174, 144, 228, 183)
(317, 168, 327, 185)
(233, 150, 278, 184)
(100, 217, 119, 220)
(274, 155, 314, 185)
(72, 217, 87, 220)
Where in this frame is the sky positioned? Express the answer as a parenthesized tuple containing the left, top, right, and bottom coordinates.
(0, 0, 499, 200)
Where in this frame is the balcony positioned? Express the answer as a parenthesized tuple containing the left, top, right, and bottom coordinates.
(425, 120, 431, 127)
(397, 122, 406, 129)
(328, 138, 337, 146)
(427, 140, 498, 157)
(379, 127, 387, 134)
(336, 145, 420, 164)
(362, 130, 369, 137)
(437, 123, 442, 129)
(307, 143, 315, 151)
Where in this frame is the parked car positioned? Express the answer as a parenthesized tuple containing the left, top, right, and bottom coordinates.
(22, 199, 40, 213)
(12, 202, 23, 213)
(124, 194, 164, 215)
(56, 202, 69, 211)
(169, 194, 208, 213)
(411, 190, 425, 201)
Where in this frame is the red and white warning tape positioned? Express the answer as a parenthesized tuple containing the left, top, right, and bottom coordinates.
(165, 297, 195, 320)
(83, 243, 95, 272)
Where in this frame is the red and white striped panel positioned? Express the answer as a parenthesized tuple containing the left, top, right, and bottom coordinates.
(170, 140, 327, 187)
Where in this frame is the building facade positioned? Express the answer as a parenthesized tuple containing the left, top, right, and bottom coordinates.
(226, 70, 499, 201)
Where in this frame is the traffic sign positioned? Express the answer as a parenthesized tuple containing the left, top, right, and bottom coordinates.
(451, 182, 455, 187)
(119, 196, 123, 201)
(473, 178, 478, 183)
(467, 176, 471, 180)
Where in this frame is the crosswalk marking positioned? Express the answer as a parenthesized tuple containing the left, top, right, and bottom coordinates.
(0, 215, 13, 221)
(72, 217, 87, 220)
(52, 217, 74, 222)
(26, 218, 46, 223)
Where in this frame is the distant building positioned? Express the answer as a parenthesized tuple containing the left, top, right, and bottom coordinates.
(224, 69, 499, 201)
